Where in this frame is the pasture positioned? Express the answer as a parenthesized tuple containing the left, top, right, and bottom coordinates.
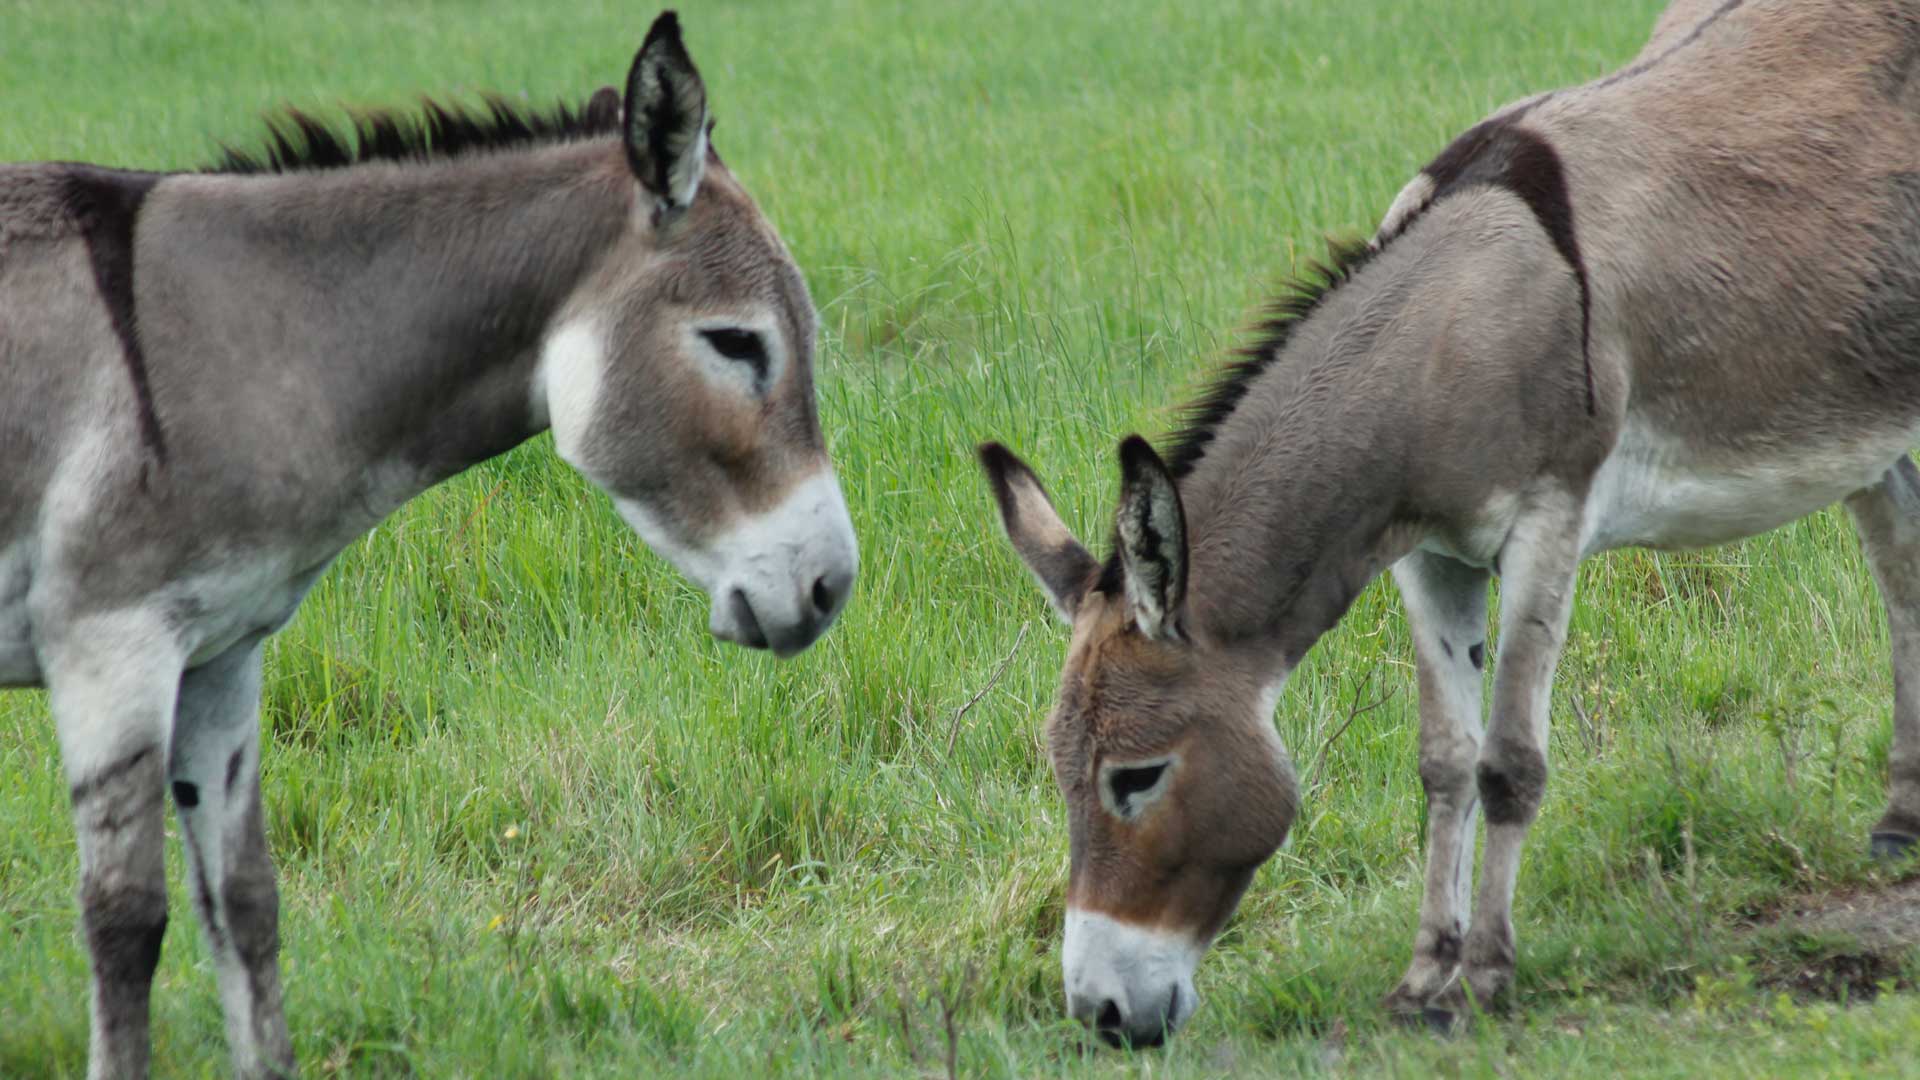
(4, 0, 1919, 1074)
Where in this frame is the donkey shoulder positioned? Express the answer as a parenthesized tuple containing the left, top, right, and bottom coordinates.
(0, 165, 85, 247)
(1, 164, 164, 246)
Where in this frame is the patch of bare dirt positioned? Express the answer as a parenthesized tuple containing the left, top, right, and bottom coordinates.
(1755, 876, 1920, 1002)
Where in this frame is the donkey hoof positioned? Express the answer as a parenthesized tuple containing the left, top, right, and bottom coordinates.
(1384, 999, 1429, 1031)
(1382, 983, 1435, 1020)
(1412, 979, 1475, 1037)
(1871, 831, 1918, 863)
(1421, 1005, 1466, 1037)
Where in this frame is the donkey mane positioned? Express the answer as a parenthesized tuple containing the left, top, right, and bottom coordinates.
(1159, 236, 1380, 480)
(211, 93, 621, 175)
(1089, 236, 1380, 598)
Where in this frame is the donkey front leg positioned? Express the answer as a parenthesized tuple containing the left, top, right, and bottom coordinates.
(1845, 457, 1920, 861)
(1429, 506, 1582, 1024)
(169, 640, 295, 1078)
(1383, 550, 1490, 1018)
(47, 614, 185, 1080)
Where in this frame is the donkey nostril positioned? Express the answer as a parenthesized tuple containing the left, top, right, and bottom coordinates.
(814, 564, 855, 619)
(1096, 999, 1123, 1032)
(728, 589, 769, 650)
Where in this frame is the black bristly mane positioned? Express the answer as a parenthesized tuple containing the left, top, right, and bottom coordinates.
(1092, 235, 1380, 598)
(211, 93, 622, 175)
(1157, 236, 1380, 480)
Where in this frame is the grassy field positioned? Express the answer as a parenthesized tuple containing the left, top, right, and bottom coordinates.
(5, 0, 1920, 1075)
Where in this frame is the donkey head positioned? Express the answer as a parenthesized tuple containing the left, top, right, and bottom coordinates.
(979, 438, 1297, 1046)
(541, 13, 856, 656)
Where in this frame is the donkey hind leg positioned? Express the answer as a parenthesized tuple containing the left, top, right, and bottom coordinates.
(1845, 457, 1920, 861)
(170, 640, 295, 1079)
(1428, 504, 1583, 1025)
(1383, 550, 1491, 1020)
(48, 613, 185, 1080)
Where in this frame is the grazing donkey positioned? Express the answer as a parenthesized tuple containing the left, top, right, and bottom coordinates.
(980, 0, 1920, 1046)
(3, 12, 857, 1078)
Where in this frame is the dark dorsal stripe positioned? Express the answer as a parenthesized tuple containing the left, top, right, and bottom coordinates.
(1395, 119, 1594, 414)
(1114, 3, 1749, 485)
(1594, 0, 1746, 93)
(1357, 1, 1755, 414)
(58, 165, 168, 462)
(1492, 0, 1750, 128)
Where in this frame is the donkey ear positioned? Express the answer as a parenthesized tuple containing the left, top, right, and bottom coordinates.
(979, 443, 1099, 623)
(1115, 436, 1189, 641)
(625, 11, 710, 210)
(585, 85, 622, 129)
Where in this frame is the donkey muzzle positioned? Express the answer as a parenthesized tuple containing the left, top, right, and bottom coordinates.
(1062, 908, 1200, 1048)
(702, 471, 857, 657)
(715, 560, 852, 657)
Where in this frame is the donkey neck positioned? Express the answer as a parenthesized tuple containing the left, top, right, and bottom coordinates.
(1174, 247, 1440, 663)
(1172, 192, 1588, 663)
(152, 142, 632, 506)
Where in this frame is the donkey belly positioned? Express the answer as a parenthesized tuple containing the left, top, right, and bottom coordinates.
(1580, 417, 1911, 555)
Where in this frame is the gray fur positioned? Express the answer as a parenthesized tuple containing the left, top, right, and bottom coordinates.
(1847, 458, 1920, 847)
(171, 641, 291, 1078)
(4, 17, 853, 1076)
(1188, 0, 1920, 1023)
(73, 747, 169, 1080)
(1381, 550, 1488, 1014)
(984, 0, 1920, 1037)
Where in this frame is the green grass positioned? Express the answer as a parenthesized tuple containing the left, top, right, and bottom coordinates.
(4, 0, 1920, 1075)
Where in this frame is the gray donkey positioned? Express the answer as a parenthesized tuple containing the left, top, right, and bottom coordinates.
(980, 0, 1920, 1046)
(2, 13, 856, 1077)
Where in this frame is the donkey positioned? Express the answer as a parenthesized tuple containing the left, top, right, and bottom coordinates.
(2, 12, 856, 1078)
(980, 0, 1920, 1046)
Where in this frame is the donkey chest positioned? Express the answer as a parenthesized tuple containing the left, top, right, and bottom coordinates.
(36, 541, 332, 670)
(1578, 418, 1913, 555)
(167, 554, 335, 666)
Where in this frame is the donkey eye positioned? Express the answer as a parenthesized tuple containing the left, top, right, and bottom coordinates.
(1111, 763, 1167, 801)
(1106, 761, 1171, 817)
(700, 327, 770, 384)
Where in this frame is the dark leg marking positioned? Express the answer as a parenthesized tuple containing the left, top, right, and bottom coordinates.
(1478, 737, 1548, 826)
(69, 745, 158, 805)
(57, 164, 167, 464)
(226, 746, 246, 796)
(1441, 639, 1455, 660)
(1879, 760, 1920, 839)
(172, 780, 200, 808)
(181, 830, 225, 950)
(1468, 642, 1486, 670)
(80, 881, 168, 1031)
(1874, 762, 1920, 859)
(224, 788, 284, 1007)
(1872, 832, 1918, 862)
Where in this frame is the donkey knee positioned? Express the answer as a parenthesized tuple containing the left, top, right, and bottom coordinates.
(80, 879, 168, 993)
(1476, 737, 1547, 826)
(1419, 750, 1477, 806)
(221, 863, 281, 974)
